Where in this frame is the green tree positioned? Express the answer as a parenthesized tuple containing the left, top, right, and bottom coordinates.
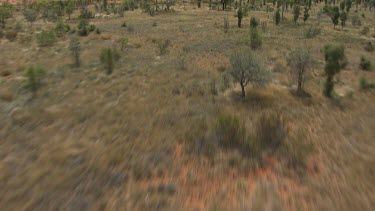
(69, 36, 81, 68)
(345, 0, 352, 12)
(275, 9, 281, 25)
(287, 48, 312, 95)
(0, 3, 13, 29)
(331, 6, 340, 29)
(24, 65, 46, 95)
(340, 11, 347, 29)
(229, 49, 269, 97)
(303, 7, 310, 23)
(237, 7, 243, 28)
(293, 5, 301, 24)
(100, 48, 120, 75)
(66, 0, 74, 20)
(250, 17, 259, 29)
(323, 44, 347, 97)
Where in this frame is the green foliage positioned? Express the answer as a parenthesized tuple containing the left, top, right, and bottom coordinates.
(36, 30, 56, 47)
(323, 44, 347, 97)
(69, 36, 81, 68)
(331, 6, 340, 28)
(274, 9, 281, 25)
(66, 0, 74, 19)
(237, 7, 243, 28)
(55, 18, 70, 37)
(340, 11, 347, 29)
(360, 26, 369, 35)
(255, 111, 287, 151)
(345, 0, 352, 12)
(340, 1, 346, 11)
(287, 47, 312, 95)
(14, 21, 23, 32)
(118, 36, 128, 51)
(100, 48, 120, 75)
(293, 5, 300, 24)
(23, 9, 38, 27)
(360, 55, 372, 71)
(77, 18, 89, 36)
(214, 113, 246, 148)
(303, 7, 310, 23)
(250, 28, 262, 49)
(364, 41, 374, 52)
(304, 25, 321, 38)
(0, 2, 13, 28)
(24, 65, 46, 94)
(359, 77, 375, 89)
(229, 49, 269, 97)
(250, 17, 259, 29)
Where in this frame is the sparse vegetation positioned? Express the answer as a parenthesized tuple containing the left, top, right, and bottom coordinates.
(100, 48, 120, 75)
(287, 47, 312, 95)
(24, 65, 46, 95)
(36, 30, 56, 47)
(155, 39, 170, 55)
(23, 8, 37, 28)
(360, 55, 372, 71)
(69, 36, 81, 68)
(323, 44, 347, 97)
(223, 16, 229, 33)
(229, 49, 269, 97)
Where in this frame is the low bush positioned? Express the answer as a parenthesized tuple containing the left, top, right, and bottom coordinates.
(359, 77, 375, 89)
(214, 113, 246, 148)
(360, 56, 372, 71)
(24, 65, 46, 94)
(304, 25, 321, 38)
(255, 111, 287, 151)
(5, 30, 17, 41)
(36, 30, 56, 47)
(155, 39, 170, 55)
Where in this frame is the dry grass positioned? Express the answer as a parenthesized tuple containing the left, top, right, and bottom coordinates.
(0, 2, 374, 211)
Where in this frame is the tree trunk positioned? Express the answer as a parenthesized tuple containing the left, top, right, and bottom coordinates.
(240, 82, 246, 97)
(238, 18, 242, 28)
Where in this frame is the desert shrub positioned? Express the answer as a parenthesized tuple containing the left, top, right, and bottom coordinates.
(89, 24, 96, 32)
(55, 18, 70, 37)
(121, 22, 127, 27)
(237, 7, 243, 28)
(214, 113, 246, 148)
(351, 14, 361, 26)
(359, 56, 372, 71)
(155, 39, 170, 55)
(79, 8, 93, 19)
(274, 9, 281, 25)
(287, 47, 312, 95)
(330, 6, 340, 29)
(223, 16, 229, 33)
(127, 24, 134, 33)
(304, 25, 321, 38)
(65, 0, 74, 20)
(5, 30, 17, 41)
(250, 28, 262, 49)
(340, 11, 347, 29)
(23, 8, 37, 28)
(260, 21, 267, 32)
(36, 30, 56, 47)
(359, 77, 375, 89)
(323, 44, 347, 97)
(24, 65, 46, 94)
(293, 5, 301, 24)
(360, 26, 369, 35)
(255, 111, 287, 151)
(0, 2, 14, 29)
(118, 36, 128, 51)
(152, 21, 157, 27)
(303, 7, 310, 23)
(250, 16, 259, 29)
(100, 48, 120, 75)
(229, 49, 269, 97)
(77, 18, 89, 36)
(364, 41, 374, 52)
(176, 51, 187, 70)
(69, 36, 81, 68)
(96, 28, 101, 34)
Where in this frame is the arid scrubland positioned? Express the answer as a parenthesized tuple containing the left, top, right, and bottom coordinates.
(0, 0, 375, 210)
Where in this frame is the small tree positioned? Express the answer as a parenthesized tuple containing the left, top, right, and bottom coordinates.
(323, 44, 347, 97)
(237, 7, 243, 28)
(66, 0, 74, 20)
(0, 3, 13, 29)
(293, 5, 301, 25)
(69, 36, 81, 68)
(345, 0, 352, 12)
(303, 7, 310, 23)
(23, 8, 37, 28)
(250, 27, 262, 49)
(275, 9, 281, 26)
(331, 6, 340, 29)
(24, 65, 46, 95)
(287, 48, 312, 95)
(340, 11, 347, 29)
(229, 49, 270, 97)
(250, 17, 259, 29)
(118, 36, 128, 51)
(100, 48, 120, 75)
